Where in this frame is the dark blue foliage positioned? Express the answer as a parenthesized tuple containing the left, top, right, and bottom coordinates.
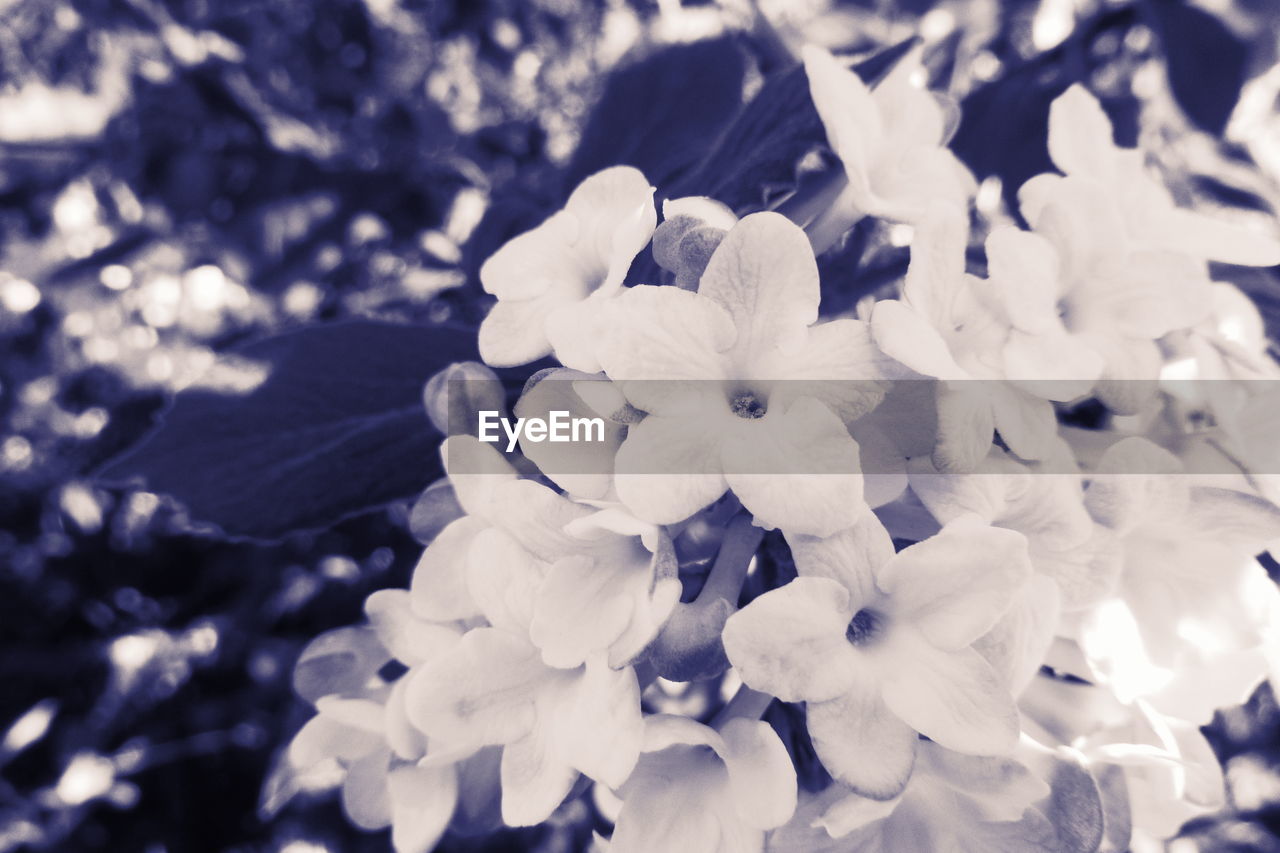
(99, 322, 475, 541)
(1146, 0, 1248, 136)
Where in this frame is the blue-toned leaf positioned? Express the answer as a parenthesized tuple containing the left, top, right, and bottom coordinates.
(674, 38, 920, 214)
(566, 37, 747, 194)
(1147, 0, 1247, 136)
(98, 321, 476, 541)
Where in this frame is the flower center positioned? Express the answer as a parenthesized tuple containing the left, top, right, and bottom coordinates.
(730, 390, 767, 419)
(845, 608, 884, 646)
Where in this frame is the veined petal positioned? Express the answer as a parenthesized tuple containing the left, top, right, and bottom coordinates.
(699, 212, 821, 362)
(404, 627, 544, 748)
(479, 211, 580, 301)
(807, 689, 918, 799)
(785, 512, 893, 605)
(721, 396, 866, 537)
(972, 574, 1061, 697)
(722, 577, 860, 703)
(595, 285, 734, 398)
(880, 635, 1020, 755)
(877, 516, 1031, 650)
(767, 318, 898, 423)
(614, 411, 729, 525)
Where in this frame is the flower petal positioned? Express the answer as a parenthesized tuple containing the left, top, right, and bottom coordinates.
(721, 396, 866, 537)
(1046, 84, 1117, 180)
(342, 747, 392, 829)
(880, 635, 1020, 755)
(410, 516, 486, 623)
(388, 762, 458, 853)
(871, 300, 966, 381)
(499, 729, 579, 826)
(698, 212, 820, 361)
(614, 411, 730, 525)
(785, 512, 893, 605)
(803, 45, 880, 209)
(807, 689, 918, 799)
(529, 553, 643, 669)
(718, 718, 798, 830)
(365, 589, 461, 668)
(549, 658, 644, 787)
(478, 297, 558, 367)
(595, 285, 734, 403)
(466, 526, 546, 635)
(404, 627, 543, 748)
(722, 577, 859, 703)
(877, 516, 1031, 650)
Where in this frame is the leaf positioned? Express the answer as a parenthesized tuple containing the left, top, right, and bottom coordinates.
(1146, 0, 1248, 136)
(673, 38, 920, 214)
(565, 37, 747, 194)
(97, 320, 476, 541)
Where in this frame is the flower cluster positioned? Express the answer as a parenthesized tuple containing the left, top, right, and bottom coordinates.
(284, 47, 1280, 853)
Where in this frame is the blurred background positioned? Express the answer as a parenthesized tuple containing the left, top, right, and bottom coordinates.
(3, 0, 1280, 850)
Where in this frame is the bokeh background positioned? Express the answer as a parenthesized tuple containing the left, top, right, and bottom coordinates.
(3, 0, 1280, 851)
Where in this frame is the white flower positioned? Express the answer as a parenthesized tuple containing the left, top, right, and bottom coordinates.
(870, 205, 1061, 469)
(478, 166, 656, 371)
(285, 595, 466, 853)
(405, 531, 644, 825)
(802, 45, 975, 249)
(597, 212, 896, 536)
(1070, 437, 1280, 715)
(1025, 84, 1280, 268)
(412, 437, 680, 669)
(610, 715, 797, 853)
(722, 513, 1030, 798)
(766, 740, 1072, 853)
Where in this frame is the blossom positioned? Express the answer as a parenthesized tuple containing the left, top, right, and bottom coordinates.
(404, 530, 645, 825)
(1024, 84, 1280, 268)
(1078, 702, 1225, 844)
(477, 166, 656, 370)
(1069, 437, 1280, 713)
(869, 204, 1061, 469)
(596, 211, 896, 536)
(907, 449, 1120, 613)
(722, 512, 1031, 798)
(802, 45, 976, 249)
(283, 593, 470, 853)
(610, 714, 797, 852)
(766, 739, 1104, 853)
(411, 436, 680, 668)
